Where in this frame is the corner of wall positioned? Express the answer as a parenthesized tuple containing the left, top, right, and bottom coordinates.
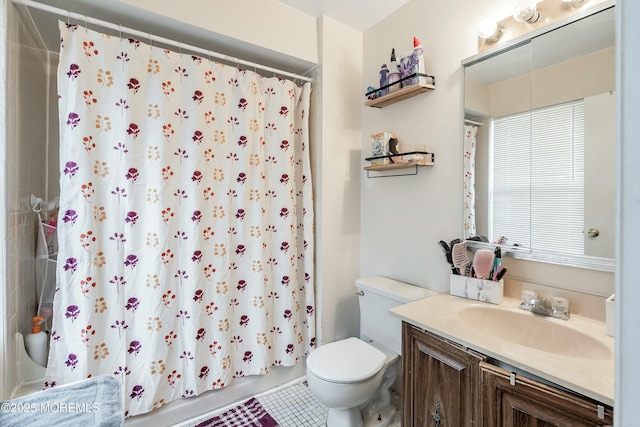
(316, 16, 363, 344)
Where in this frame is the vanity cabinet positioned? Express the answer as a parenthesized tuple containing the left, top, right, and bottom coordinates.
(402, 322, 614, 426)
(402, 323, 485, 426)
(481, 362, 614, 426)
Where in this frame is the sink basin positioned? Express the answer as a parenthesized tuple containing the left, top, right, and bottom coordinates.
(458, 305, 612, 360)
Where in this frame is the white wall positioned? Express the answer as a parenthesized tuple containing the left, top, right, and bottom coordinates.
(118, 0, 318, 65)
(314, 16, 362, 345)
(478, 47, 615, 117)
(616, 0, 640, 423)
(361, 0, 614, 301)
(361, 0, 512, 292)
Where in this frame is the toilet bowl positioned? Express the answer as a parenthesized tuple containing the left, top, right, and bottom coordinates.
(305, 277, 438, 427)
(306, 337, 398, 427)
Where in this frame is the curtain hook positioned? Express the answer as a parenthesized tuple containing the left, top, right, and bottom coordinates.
(149, 32, 153, 48)
(118, 24, 122, 39)
(85, 14, 88, 30)
(66, 10, 70, 26)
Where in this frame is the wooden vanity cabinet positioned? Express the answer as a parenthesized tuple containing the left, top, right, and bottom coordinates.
(481, 362, 614, 426)
(402, 322, 614, 426)
(402, 322, 485, 426)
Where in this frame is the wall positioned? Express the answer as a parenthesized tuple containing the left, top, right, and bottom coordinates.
(0, 0, 6, 400)
(117, 0, 318, 65)
(314, 16, 362, 345)
(617, 0, 640, 421)
(361, 0, 512, 292)
(478, 47, 615, 117)
(3, 3, 50, 398)
(47, 53, 59, 203)
(362, 0, 614, 301)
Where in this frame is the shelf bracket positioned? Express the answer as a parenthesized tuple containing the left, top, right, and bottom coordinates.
(366, 164, 419, 178)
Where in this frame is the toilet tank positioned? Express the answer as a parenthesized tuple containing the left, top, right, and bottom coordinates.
(356, 276, 437, 355)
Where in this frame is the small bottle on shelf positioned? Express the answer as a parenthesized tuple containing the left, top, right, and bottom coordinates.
(379, 64, 389, 96)
(388, 48, 401, 92)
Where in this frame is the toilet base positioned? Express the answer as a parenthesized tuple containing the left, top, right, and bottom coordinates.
(363, 404, 397, 427)
(327, 406, 363, 427)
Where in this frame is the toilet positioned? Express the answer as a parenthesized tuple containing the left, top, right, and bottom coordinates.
(306, 276, 437, 427)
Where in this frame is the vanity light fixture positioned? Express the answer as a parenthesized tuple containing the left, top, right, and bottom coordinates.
(560, 0, 586, 7)
(513, 0, 541, 24)
(478, 19, 503, 42)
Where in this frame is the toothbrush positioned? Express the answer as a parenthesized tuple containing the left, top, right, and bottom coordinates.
(495, 267, 508, 281)
(490, 247, 502, 280)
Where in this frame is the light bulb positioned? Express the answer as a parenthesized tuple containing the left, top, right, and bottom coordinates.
(561, 0, 585, 6)
(513, 0, 541, 24)
(478, 19, 502, 42)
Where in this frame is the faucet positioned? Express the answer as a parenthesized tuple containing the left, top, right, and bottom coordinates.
(520, 296, 570, 320)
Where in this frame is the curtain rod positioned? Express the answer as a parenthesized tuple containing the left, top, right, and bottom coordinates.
(12, 0, 315, 83)
(464, 119, 483, 126)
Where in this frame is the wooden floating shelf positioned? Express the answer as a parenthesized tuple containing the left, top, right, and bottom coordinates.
(364, 159, 434, 171)
(364, 82, 435, 108)
(364, 151, 435, 177)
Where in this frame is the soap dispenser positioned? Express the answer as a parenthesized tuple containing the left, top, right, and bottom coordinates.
(25, 316, 48, 367)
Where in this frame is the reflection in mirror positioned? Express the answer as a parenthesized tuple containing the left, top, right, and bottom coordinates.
(463, 6, 615, 270)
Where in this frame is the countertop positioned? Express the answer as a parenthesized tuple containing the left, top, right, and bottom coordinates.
(390, 293, 614, 406)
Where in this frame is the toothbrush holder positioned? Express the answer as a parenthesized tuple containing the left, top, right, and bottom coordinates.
(449, 274, 504, 305)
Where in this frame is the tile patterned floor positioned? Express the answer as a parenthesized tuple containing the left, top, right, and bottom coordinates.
(184, 378, 403, 427)
(256, 380, 327, 427)
(183, 379, 327, 427)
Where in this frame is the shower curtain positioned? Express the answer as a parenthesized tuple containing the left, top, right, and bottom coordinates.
(48, 22, 315, 417)
(463, 125, 477, 239)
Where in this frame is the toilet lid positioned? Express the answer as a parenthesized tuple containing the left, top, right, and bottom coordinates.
(307, 337, 386, 383)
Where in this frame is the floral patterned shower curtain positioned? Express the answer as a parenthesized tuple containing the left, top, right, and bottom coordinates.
(48, 22, 315, 417)
(463, 124, 477, 239)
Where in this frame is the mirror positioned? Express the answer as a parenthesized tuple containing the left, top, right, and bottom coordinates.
(463, 6, 616, 271)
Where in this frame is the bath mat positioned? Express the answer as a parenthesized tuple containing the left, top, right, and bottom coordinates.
(194, 397, 279, 427)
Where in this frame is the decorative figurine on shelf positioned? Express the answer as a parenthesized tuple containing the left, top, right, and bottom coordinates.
(388, 137, 400, 163)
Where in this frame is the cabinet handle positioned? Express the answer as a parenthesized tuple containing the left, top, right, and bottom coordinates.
(431, 401, 441, 427)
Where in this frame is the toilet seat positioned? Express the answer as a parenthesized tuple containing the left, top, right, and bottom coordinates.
(307, 337, 386, 383)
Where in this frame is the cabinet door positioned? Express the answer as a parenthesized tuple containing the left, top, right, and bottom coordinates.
(402, 322, 485, 426)
(481, 362, 614, 426)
